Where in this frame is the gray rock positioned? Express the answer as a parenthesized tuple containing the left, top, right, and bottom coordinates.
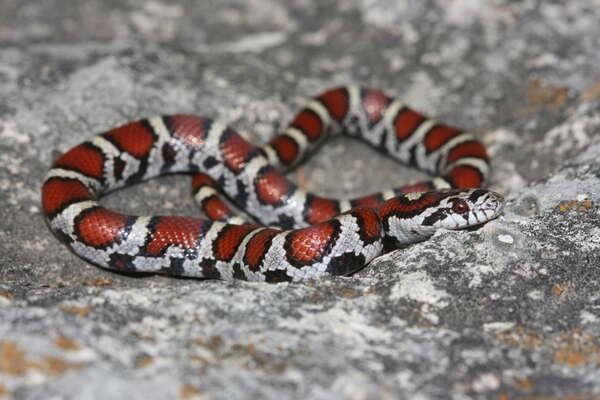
(2, 0, 600, 399)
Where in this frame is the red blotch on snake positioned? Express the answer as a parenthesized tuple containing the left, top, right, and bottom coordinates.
(287, 222, 335, 263)
(54, 144, 105, 179)
(145, 216, 206, 256)
(243, 228, 279, 269)
(220, 132, 256, 172)
(447, 141, 489, 163)
(255, 170, 292, 204)
(270, 135, 299, 165)
(170, 115, 207, 147)
(291, 109, 322, 141)
(306, 197, 339, 224)
(362, 89, 390, 125)
(191, 173, 217, 193)
(447, 166, 483, 188)
(42, 179, 94, 215)
(105, 121, 154, 158)
(351, 207, 381, 240)
(351, 194, 382, 209)
(213, 225, 258, 261)
(77, 208, 129, 248)
(424, 124, 462, 152)
(394, 109, 426, 140)
(318, 88, 349, 121)
(202, 196, 234, 221)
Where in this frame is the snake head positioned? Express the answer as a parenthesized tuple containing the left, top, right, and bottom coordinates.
(378, 188, 504, 250)
(421, 188, 505, 230)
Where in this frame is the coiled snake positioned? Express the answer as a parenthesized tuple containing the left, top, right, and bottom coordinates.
(41, 86, 504, 282)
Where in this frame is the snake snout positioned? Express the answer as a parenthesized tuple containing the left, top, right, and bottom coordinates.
(479, 191, 505, 219)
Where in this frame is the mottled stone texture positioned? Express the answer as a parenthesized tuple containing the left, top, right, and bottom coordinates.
(2, 1, 600, 399)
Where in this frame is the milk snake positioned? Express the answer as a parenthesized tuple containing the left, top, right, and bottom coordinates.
(41, 86, 504, 282)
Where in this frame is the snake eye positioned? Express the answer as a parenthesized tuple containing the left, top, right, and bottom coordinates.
(451, 199, 469, 214)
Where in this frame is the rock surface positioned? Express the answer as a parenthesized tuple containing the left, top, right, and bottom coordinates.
(2, 0, 600, 399)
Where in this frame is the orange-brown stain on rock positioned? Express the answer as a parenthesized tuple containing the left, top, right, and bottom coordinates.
(81, 279, 112, 286)
(180, 384, 202, 399)
(523, 79, 569, 113)
(496, 327, 600, 368)
(340, 288, 362, 299)
(0, 341, 29, 375)
(0, 341, 84, 377)
(553, 329, 599, 367)
(552, 284, 565, 296)
(581, 79, 600, 101)
(59, 304, 92, 317)
(557, 200, 594, 212)
(514, 377, 534, 392)
(495, 326, 542, 350)
(43, 356, 75, 376)
(499, 394, 591, 400)
(54, 336, 81, 351)
(136, 356, 155, 369)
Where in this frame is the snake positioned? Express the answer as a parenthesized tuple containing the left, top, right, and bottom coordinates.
(41, 86, 504, 282)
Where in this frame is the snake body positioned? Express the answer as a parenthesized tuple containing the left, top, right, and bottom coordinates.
(41, 86, 504, 282)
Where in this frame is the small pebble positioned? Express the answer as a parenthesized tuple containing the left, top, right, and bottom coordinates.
(483, 321, 516, 333)
(576, 193, 590, 202)
(497, 234, 514, 244)
(472, 373, 500, 391)
(528, 290, 544, 300)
